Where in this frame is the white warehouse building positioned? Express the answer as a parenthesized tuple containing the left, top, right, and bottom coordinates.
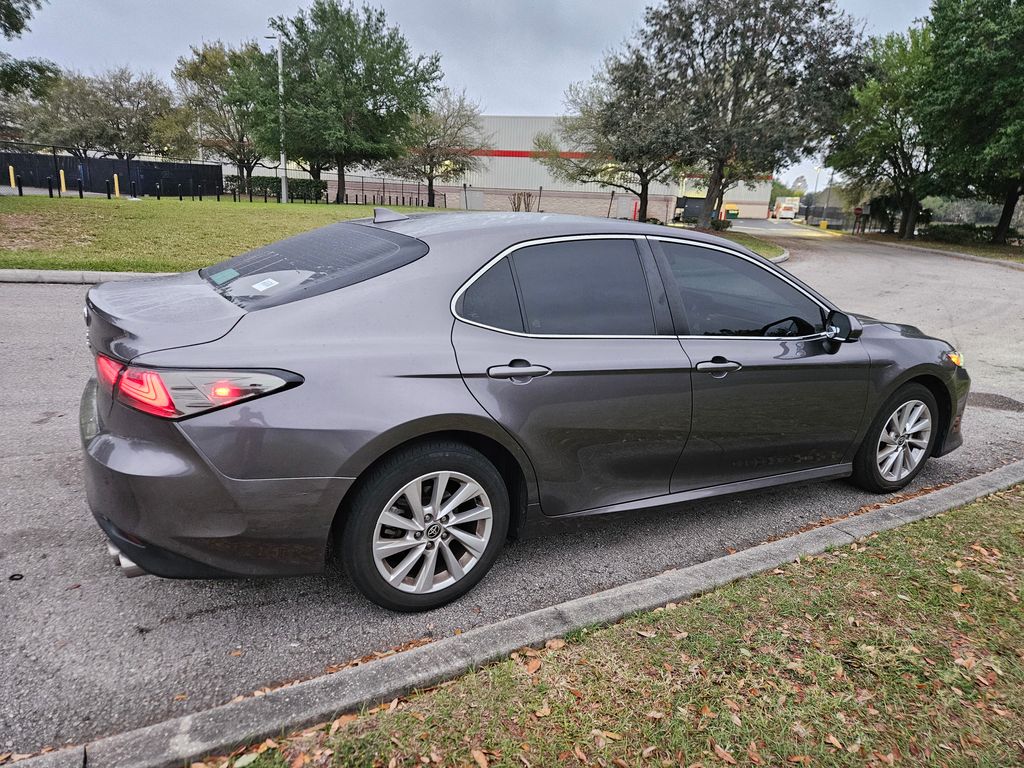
(431, 115, 772, 220)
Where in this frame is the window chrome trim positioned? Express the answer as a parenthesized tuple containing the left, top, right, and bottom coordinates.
(450, 232, 833, 342)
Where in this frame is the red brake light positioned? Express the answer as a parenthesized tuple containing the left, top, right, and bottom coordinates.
(96, 354, 124, 389)
(117, 367, 178, 418)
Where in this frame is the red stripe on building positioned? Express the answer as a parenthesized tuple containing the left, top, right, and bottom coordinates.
(470, 149, 591, 160)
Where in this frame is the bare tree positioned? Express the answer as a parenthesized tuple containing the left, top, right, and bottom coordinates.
(381, 87, 491, 207)
(534, 51, 682, 222)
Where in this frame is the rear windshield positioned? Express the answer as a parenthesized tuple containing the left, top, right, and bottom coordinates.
(200, 221, 428, 310)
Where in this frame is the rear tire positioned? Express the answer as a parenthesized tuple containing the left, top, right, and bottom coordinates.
(851, 383, 938, 493)
(339, 440, 509, 611)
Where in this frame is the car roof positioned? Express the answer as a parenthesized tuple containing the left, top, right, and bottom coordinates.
(362, 211, 754, 256)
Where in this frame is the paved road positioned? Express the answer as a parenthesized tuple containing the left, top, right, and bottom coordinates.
(3, 234, 1024, 754)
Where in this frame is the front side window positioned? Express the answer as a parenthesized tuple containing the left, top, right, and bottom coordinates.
(510, 239, 655, 335)
(660, 242, 824, 337)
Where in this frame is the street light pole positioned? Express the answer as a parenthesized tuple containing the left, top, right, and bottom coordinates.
(273, 33, 288, 204)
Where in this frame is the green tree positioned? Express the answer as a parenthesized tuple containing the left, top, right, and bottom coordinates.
(0, 0, 55, 99)
(93, 67, 189, 159)
(249, 1, 441, 201)
(643, 0, 863, 227)
(924, 0, 1024, 244)
(16, 71, 106, 155)
(380, 87, 490, 207)
(535, 50, 684, 222)
(828, 26, 934, 239)
(174, 41, 264, 182)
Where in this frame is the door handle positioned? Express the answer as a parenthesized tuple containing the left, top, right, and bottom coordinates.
(696, 358, 742, 376)
(487, 360, 552, 382)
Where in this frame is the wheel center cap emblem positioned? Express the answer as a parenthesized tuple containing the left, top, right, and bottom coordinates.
(426, 522, 442, 539)
(897, 435, 908, 446)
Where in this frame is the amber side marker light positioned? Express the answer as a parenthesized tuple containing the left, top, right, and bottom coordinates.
(946, 351, 964, 367)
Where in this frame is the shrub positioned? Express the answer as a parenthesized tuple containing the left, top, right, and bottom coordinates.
(709, 219, 732, 231)
(644, 217, 664, 225)
(918, 223, 1020, 244)
(222, 175, 328, 201)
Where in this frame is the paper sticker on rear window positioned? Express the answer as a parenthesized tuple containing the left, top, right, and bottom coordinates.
(251, 278, 279, 292)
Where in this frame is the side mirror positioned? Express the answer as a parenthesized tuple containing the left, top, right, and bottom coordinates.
(825, 310, 863, 342)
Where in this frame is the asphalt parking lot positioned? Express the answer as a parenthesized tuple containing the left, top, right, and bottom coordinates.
(3, 230, 1023, 754)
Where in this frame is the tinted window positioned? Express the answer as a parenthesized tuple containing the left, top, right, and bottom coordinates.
(460, 257, 524, 332)
(201, 222, 428, 310)
(661, 242, 824, 337)
(511, 240, 655, 335)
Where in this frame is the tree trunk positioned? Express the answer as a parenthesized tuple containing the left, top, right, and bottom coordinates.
(699, 161, 724, 229)
(334, 158, 346, 203)
(637, 178, 649, 222)
(309, 167, 321, 181)
(992, 181, 1022, 244)
(427, 176, 435, 207)
(901, 196, 919, 240)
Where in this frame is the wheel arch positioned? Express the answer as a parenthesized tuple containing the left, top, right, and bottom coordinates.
(328, 421, 537, 554)
(904, 373, 953, 456)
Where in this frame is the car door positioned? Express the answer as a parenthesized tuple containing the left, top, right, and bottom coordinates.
(451, 235, 693, 517)
(650, 237, 871, 492)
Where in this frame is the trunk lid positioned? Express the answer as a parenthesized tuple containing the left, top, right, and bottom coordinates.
(86, 272, 245, 361)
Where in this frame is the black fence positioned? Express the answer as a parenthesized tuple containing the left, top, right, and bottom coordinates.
(1, 142, 222, 197)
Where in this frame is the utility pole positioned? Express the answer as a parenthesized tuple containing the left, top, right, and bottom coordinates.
(267, 32, 288, 203)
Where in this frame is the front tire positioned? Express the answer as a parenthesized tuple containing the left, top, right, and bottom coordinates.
(339, 440, 509, 611)
(851, 383, 938, 493)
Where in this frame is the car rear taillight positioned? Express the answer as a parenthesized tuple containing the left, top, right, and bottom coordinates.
(94, 354, 299, 419)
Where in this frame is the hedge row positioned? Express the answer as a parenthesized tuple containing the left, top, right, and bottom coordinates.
(223, 175, 328, 201)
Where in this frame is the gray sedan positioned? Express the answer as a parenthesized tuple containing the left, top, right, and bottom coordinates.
(80, 211, 969, 610)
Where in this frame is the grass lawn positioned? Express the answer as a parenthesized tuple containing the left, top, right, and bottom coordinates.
(858, 233, 1024, 265)
(714, 230, 786, 259)
(0, 195, 426, 272)
(202, 486, 1024, 768)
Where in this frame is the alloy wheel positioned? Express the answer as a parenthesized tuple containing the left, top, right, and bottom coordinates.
(875, 399, 932, 483)
(371, 471, 493, 594)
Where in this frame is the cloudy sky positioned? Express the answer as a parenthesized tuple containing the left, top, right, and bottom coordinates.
(6, 0, 931, 186)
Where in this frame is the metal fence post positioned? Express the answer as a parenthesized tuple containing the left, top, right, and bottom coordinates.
(106, 180, 111, 199)
(198, 183, 203, 201)
(216, 186, 221, 202)
(77, 177, 84, 198)
(178, 184, 183, 201)
(264, 188, 268, 203)
(156, 182, 161, 200)
(130, 180, 137, 198)
(47, 176, 53, 197)
(17, 175, 23, 196)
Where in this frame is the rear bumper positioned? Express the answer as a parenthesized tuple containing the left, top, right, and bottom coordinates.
(80, 378, 353, 578)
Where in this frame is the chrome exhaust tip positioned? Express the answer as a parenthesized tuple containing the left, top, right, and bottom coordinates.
(105, 541, 148, 578)
(117, 553, 146, 578)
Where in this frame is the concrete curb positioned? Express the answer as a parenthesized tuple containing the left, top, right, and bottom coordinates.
(770, 248, 789, 265)
(0, 268, 172, 284)
(20, 458, 1024, 768)
(852, 237, 1024, 272)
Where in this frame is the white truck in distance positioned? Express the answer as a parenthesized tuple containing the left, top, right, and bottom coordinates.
(773, 196, 800, 219)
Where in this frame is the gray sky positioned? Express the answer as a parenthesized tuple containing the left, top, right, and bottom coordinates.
(6, 0, 931, 186)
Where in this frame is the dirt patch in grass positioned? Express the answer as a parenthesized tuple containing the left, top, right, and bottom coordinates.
(0, 211, 93, 251)
(193, 485, 1024, 768)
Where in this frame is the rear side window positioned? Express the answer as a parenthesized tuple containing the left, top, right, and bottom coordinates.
(511, 239, 655, 335)
(460, 257, 524, 332)
(201, 222, 428, 310)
